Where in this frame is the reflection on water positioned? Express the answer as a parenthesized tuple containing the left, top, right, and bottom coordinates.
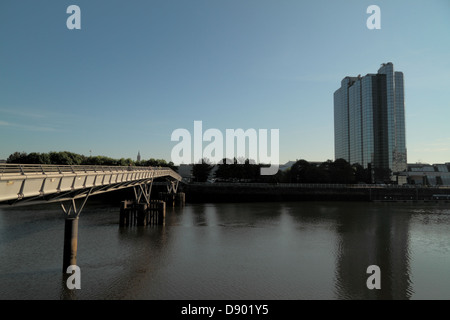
(333, 204, 413, 299)
(0, 200, 449, 299)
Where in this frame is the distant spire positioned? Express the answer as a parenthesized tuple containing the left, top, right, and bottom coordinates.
(137, 151, 141, 162)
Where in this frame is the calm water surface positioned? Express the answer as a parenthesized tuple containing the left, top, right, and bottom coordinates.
(0, 200, 449, 300)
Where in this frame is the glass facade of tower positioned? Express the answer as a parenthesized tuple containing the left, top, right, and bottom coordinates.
(334, 77, 358, 162)
(334, 63, 407, 183)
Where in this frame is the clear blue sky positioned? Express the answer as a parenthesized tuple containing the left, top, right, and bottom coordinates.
(1, 0, 449, 164)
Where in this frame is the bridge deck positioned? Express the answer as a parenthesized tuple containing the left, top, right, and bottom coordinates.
(0, 164, 181, 205)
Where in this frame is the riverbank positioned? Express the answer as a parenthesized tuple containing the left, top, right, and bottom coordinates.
(90, 182, 450, 204)
(180, 182, 450, 203)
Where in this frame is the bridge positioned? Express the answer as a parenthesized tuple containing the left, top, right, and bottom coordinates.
(0, 164, 183, 272)
(0, 164, 181, 205)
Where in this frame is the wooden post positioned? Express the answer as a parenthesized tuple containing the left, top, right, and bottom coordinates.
(176, 192, 185, 206)
(119, 201, 128, 227)
(137, 203, 148, 226)
(157, 200, 166, 225)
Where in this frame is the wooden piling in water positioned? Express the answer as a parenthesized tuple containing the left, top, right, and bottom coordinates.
(158, 192, 185, 207)
(120, 200, 166, 227)
(156, 200, 165, 225)
(136, 203, 148, 226)
(119, 200, 133, 227)
(176, 193, 185, 206)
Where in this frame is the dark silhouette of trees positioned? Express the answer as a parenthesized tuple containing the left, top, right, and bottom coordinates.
(373, 167, 392, 183)
(289, 159, 311, 183)
(212, 158, 372, 184)
(7, 152, 51, 164)
(281, 158, 371, 184)
(352, 163, 371, 184)
(214, 158, 261, 182)
(328, 158, 355, 184)
(305, 165, 330, 183)
(192, 158, 213, 182)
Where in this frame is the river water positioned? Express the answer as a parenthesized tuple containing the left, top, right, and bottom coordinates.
(0, 200, 449, 300)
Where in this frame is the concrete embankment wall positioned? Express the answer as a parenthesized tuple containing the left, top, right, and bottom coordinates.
(88, 183, 450, 204)
(182, 183, 450, 203)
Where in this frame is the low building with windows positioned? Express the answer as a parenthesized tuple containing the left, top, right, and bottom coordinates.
(406, 163, 450, 186)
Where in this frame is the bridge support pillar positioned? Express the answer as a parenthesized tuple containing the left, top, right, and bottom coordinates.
(62, 217, 79, 273)
(60, 189, 92, 273)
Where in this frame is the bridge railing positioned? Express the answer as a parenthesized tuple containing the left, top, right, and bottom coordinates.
(0, 164, 178, 177)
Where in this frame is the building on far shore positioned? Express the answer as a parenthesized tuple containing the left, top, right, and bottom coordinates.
(0, 159, 6, 164)
(404, 163, 450, 186)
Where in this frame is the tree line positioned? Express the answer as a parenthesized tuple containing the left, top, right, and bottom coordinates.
(192, 158, 373, 184)
(283, 159, 371, 184)
(6, 151, 176, 170)
(192, 158, 267, 183)
(6, 151, 377, 184)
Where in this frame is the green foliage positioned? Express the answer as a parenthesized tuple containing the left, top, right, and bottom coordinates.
(6, 151, 173, 168)
(137, 158, 177, 171)
(48, 151, 84, 165)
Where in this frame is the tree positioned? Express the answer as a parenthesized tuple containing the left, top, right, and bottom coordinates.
(215, 158, 232, 181)
(373, 167, 392, 184)
(48, 151, 84, 165)
(289, 159, 310, 183)
(214, 158, 262, 182)
(352, 163, 370, 184)
(7, 152, 51, 164)
(7, 152, 28, 164)
(304, 165, 330, 183)
(277, 168, 291, 183)
(116, 158, 134, 166)
(192, 158, 213, 182)
(329, 158, 355, 184)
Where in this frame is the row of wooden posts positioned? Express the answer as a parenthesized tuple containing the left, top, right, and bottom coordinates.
(119, 192, 185, 227)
